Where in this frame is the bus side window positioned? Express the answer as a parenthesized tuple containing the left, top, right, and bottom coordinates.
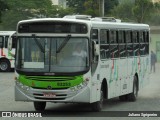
(109, 30, 118, 58)
(132, 31, 138, 43)
(126, 30, 133, 57)
(0, 36, 4, 48)
(132, 31, 139, 56)
(109, 30, 117, 44)
(118, 30, 126, 58)
(118, 30, 125, 44)
(139, 31, 145, 56)
(144, 31, 149, 55)
(143, 31, 149, 55)
(100, 29, 109, 59)
(139, 31, 144, 43)
(5, 36, 9, 48)
(100, 29, 109, 44)
(125, 31, 132, 43)
(12, 36, 17, 48)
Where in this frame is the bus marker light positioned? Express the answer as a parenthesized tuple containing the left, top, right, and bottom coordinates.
(70, 87, 76, 91)
(14, 77, 17, 80)
(77, 85, 82, 89)
(32, 82, 35, 86)
(85, 78, 89, 81)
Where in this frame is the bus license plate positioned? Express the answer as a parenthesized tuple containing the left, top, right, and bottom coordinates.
(43, 93, 56, 97)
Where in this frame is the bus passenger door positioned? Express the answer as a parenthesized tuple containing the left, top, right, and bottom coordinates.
(90, 29, 101, 102)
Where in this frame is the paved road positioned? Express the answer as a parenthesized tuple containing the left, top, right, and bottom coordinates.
(0, 64, 160, 119)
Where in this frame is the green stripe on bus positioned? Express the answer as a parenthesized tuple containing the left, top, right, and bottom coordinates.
(18, 75, 83, 88)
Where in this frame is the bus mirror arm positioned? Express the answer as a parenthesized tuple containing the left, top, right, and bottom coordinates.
(92, 41, 99, 63)
(92, 41, 99, 56)
(95, 44, 100, 56)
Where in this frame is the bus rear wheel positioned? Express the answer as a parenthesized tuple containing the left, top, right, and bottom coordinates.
(34, 102, 46, 111)
(119, 95, 128, 101)
(127, 76, 138, 101)
(0, 59, 10, 72)
(91, 90, 104, 112)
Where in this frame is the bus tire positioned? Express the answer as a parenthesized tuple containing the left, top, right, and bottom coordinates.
(34, 102, 46, 111)
(119, 95, 128, 101)
(127, 76, 138, 102)
(0, 59, 11, 72)
(91, 90, 104, 112)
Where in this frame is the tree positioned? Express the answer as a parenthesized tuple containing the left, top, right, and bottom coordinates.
(104, 0, 119, 15)
(132, 0, 154, 23)
(84, 0, 99, 17)
(110, 0, 134, 22)
(147, 2, 160, 25)
(66, 0, 86, 14)
(67, 0, 103, 16)
(49, 6, 74, 18)
(6, 0, 53, 18)
(0, 0, 8, 22)
(111, 0, 155, 23)
(0, 0, 53, 30)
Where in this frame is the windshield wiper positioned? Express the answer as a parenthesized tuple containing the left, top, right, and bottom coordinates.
(56, 35, 71, 53)
(34, 38, 45, 53)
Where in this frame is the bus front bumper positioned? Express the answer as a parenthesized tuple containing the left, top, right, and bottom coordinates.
(15, 84, 91, 103)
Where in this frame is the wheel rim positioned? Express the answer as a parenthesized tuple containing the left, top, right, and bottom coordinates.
(0, 62, 8, 71)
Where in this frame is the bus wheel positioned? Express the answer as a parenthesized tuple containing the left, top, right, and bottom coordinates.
(119, 95, 128, 101)
(0, 59, 10, 72)
(127, 76, 138, 102)
(34, 102, 46, 111)
(91, 90, 104, 112)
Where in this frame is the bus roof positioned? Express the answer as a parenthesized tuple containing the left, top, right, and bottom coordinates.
(0, 31, 16, 36)
(17, 18, 150, 31)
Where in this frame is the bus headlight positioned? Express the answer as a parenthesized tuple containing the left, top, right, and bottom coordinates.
(82, 80, 88, 86)
(77, 85, 83, 89)
(70, 87, 76, 91)
(16, 81, 30, 91)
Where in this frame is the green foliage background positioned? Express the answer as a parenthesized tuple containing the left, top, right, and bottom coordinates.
(0, 0, 160, 30)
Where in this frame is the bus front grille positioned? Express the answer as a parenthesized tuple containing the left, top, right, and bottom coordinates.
(29, 87, 76, 101)
(34, 97, 66, 100)
(24, 76, 76, 81)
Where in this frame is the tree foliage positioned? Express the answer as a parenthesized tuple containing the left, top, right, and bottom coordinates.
(0, 0, 160, 30)
(66, 0, 85, 14)
(132, 0, 154, 23)
(66, 0, 119, 16)
(148, 2, 160, 25)
(6, 0, 53, 18)
(111, 0, 134, 22)
(0, 0, 54, 30)
(104, 0, 119, 15)
(111, 0, 154, 23)
(84, 0, 99, 17)
(0, 0, 8, 22)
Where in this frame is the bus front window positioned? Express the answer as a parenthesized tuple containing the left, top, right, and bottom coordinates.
(16, 37, 89, 73)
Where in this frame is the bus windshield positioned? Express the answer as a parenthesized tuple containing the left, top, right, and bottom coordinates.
(16, 37, 89, 73)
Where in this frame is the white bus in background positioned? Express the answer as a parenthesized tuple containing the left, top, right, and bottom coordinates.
(12, 15, 150, 111)
(0, 31, 16, 72)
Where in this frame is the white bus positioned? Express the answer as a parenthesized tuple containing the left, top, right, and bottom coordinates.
(12, 16, 150, 111)
(0, 31, 16, 72)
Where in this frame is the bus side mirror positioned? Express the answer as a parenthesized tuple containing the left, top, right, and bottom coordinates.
(8, 35, 12, 51)
(92, 41, 99, 57)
